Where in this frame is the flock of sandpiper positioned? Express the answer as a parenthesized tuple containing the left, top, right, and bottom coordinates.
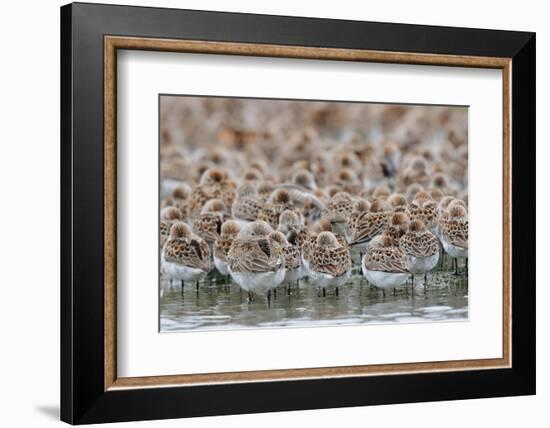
(159, 100, 468, 302)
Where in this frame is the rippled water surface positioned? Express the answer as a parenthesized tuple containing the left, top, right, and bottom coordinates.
(160, 266, 468, 332)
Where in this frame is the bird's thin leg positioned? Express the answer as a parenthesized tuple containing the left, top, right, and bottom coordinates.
(181, 280, 184, 296)
(273, 288, 277, 298)
(424, 272, 427, 289)
(196, 281, 199, 291)
(335, 287, 339, 296)
(322, 287, 326, 297)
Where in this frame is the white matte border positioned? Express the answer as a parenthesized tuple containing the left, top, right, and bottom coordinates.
(117, 50, 502, 378)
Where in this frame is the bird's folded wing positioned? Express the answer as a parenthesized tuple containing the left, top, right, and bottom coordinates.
(365, 249, 408, 273)
(228, 239, 279, 273)
(312, 246, 351, 276)
(350, 213, 386, 244)
(400, 234, 438, 257)
(232, 198, 262, 221)
(165, 239, 209, 270)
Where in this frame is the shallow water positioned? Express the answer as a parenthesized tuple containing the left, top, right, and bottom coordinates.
(160, 266, 468, 332)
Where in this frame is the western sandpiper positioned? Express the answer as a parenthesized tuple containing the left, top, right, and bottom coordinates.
(387, 193, 408, 213)
(382, 141, 401, 177)
(346, 199, 389, 249)
(439, 203, 468, 275)
(399, 219, 440, 287)
(227, 221, 286, 301)
(213, 220, 240, 276)
(187, 168, 236, 218)
(309, 231, 352, 296)
(162, 222, 212, 293)
(277, 210, 309, 248)
(160, 206, 184, 249)
(161, 184, 191, 215)
(269, 231, 305, 293)
(323, 191, 354, 236)
(405, 183, 425, 203)
(372, 184, 392, 201)
(385, 211, 410, 242)
(407, 191, 438, 231)
(291, 169, 317, 192)
(361, 233, 409, 296)
(192, 198, 226, 245)
(258, 188, 295, 229)
(345, 198, 371, 262)
(231, 182, 262, 226)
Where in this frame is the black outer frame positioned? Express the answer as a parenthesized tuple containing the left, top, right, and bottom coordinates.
(60, 2, 535, 424)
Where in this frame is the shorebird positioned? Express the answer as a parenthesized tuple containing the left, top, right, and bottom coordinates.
(405, 183, 425, 203)
(161, 183, 191, 216)
(439, 203, 468, 275)
(399, 219, 440, 287)
(346, 199, 389, 253)
(387, 193, 408, 213)
(300, 218, 331, 273)
(290, 169, 317, 192)
(213, 220, 240, 276)
(162, 222, 211, 293)
(385, 211, 410, 243)
(227, 221, 286, 301)
(382, 141, 401, 177)
(345, 198, 371, 263)
(309, 231, 352, 297)
(407, 191, 438, 232)
(430, 172, 454, 196)
(192, 198, 226, 246)
(187, 168, 236, 218)
(361, 232, 409, 296)
(323, 191, 354, 236)
(160, 206, 184, 249)
(231, 182, 262, 227)
(372, 184, 392, 201)
(400, 156, 430, 189)
(269, 231, 304, 293)
(277, 210, 309, 248)
(257, 188, 296, 229)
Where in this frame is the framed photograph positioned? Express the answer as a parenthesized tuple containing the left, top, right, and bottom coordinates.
(60, 2, 535, 424)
